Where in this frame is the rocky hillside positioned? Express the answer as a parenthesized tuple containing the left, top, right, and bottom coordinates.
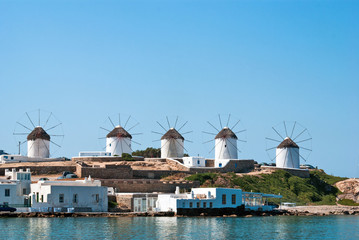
(185, 170, 347, 206)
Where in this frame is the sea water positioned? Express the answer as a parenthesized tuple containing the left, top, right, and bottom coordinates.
(1, 216, 358, 239)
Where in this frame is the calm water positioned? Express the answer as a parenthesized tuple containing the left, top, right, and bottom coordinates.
(1, 216, 358, 239)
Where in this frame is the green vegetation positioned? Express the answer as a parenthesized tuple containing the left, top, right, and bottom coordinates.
(121, 153, 134, 161)
(108, 201, 118, 208)
(132, 147, 161, 158)
(186, 170, 346, 206)
(337, 199, 359, 206)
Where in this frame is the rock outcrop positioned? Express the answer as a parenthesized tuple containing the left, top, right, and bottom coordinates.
(335, 179, 359, 203)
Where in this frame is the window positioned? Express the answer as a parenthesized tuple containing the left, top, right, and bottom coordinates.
(59, 194, 64, 203)
(182, 202, 185, 208)
(222, 194, 226, 204)
(197, 160, 200, 164)
(189, 202, 193, 208)
(219, 163, 222, 167)
(41, 195, 44, 202)
(36, 192, 39, 202)
(235, 163, 238, 168)
(209, 202, 213, 208)
(203, 202, 207, 208)
(232, 194, 236, 204)
(73, 194, 78, 203)
(196, 202, 200, 208)
(5, 189, 10, 197)
(23, 188, 27, 195)
(95, 194, 99, 203)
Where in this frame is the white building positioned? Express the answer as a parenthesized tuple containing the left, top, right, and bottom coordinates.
(27, 126, 50, 158)
(0, 168, 31, 207)
(276, 137, 300, 169)
(161, 128, 184, 158)
(156, 188, 281, 215)
(0, 155, 63, 164)
(183, 157, 206, 167)
(30, 177, 108, 212)
(78, 151, 112, 157)
(106, 126, 132, 156)
(214, 127, 238, 161)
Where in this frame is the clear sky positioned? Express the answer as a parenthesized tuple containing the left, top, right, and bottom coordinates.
(0, 0, 358, 177)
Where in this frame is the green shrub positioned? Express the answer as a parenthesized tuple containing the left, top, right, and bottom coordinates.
(121, 153, 134, 161)
(108, 201, 118, 208)
(338, 199, 359, 206)
(185, 173, 218, 185)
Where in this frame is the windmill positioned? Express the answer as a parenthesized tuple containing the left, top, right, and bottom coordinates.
(265, 121, 312, 169)
(152, 116, 192, 158)
(13, 109, 64, 158)
(202, 114, 247, 161)
(99, 114, 142, 156)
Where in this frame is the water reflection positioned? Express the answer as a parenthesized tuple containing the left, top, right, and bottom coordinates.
(0, 216, 358, 239)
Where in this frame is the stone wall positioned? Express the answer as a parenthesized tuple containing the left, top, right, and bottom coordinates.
(72, 156, 144, 162)
(101, 179, 200, 193)
(165, 158, 255, 174)
(0, 166, 76, 175)
(133, 170, 187, 179)
(205, 160, 215, 167)
(76, 164, 133, 179)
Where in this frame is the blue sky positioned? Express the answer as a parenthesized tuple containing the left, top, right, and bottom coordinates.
(0, 0, 358, 177)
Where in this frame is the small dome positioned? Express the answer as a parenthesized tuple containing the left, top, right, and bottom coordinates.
(106, 126, 132, 139)
(27, 127, 50, 141)
(277, 137, 299, 149)
(161, 128, 184, 140)
(215, 127, 238, 139)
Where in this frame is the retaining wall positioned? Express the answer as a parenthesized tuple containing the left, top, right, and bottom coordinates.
(76, 164, 133, 179)
(101, 179, 200, 193)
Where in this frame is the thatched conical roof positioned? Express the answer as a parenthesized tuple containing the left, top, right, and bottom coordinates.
(161, 128, 184, 140)
(215, 127, 238, 139)
(27, 127, 50, 141)
(277, 137, 299, 149)
(106, 126, 132, 139)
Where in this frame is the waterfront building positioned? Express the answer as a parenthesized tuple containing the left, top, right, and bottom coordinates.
(0, 168, 31, 207)
(116, 193, 158, 212)
(30, 177, 108, 212)
(156, 187, 281, 215)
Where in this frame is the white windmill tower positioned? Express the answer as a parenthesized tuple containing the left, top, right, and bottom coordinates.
(13, 110, 64, 158)
(99, 114, 141, 157)
(214, 127, 238, 160)
(152, 116, 192, 159)
(27, 126, 51, 158)
(265, 121, 312, 169)
(203, 114, 246, 167)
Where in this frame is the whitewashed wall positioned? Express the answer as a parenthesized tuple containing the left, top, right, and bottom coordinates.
(214, 138, 238, 160)
(276, 147, 300, 169)
(106, 137, 132, 156)
(161, 139, 184, 158)
(27, 139, 50, 158)
(31, 181, 108, 212)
